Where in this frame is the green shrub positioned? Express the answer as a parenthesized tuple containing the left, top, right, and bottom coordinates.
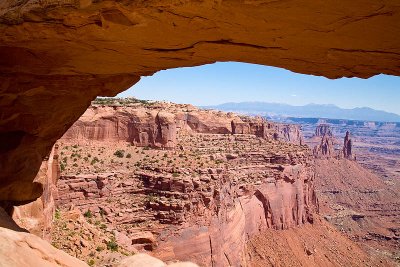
(90, 157, 99, 165)
(83, 210, 92, 218)
(172, 172, 180, 177)
(88, 259, 95, 266)
(106, 239, 119, 252)
(54, 209, 61, 220)
(126, 153, 131, 158)
(114, 150, 125, 158)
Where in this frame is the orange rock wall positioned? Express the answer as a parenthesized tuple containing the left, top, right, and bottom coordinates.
(1, 0, 399, 204)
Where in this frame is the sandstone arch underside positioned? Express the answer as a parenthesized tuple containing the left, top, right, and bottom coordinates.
(0, 0, 399, 204)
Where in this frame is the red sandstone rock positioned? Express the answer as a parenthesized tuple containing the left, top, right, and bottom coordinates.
(313, 134, 335, 159)
(343, 131, 353, 159)
(53, 102, 316, 266)
(1, 0, 400, 206)
(315, 124, 333, 137)
(12, 144, 60, 239)
(62, 102, 305, 150)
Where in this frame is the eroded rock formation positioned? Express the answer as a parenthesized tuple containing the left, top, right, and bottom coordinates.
(315, 124, 333, 137)
(343, 131, 353, 159)
(312, 126, 356, 160)
(62, 102, 304, 149)
(313, 135, 335, 158)
(11, 144, 60, 239)
(1, 0, 400, 204)
(53, 102, 317, 266)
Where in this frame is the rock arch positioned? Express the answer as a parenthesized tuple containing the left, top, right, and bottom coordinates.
(0, 0, 399, 203)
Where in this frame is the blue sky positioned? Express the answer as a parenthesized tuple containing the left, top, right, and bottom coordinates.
(118, 62, 400, 115)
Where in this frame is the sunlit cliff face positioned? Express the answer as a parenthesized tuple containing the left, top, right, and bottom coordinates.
(1, 0, 400, 204)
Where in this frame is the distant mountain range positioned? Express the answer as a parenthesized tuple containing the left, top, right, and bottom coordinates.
(201, 102, 400, 122)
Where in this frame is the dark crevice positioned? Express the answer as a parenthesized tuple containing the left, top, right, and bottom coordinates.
(143, 39, 287, 52)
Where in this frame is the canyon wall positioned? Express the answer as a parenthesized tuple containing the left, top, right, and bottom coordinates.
(62, 103, 304, 148)
(11, 145, 60, 239)
(55, 103, 317, 266)
(1, 0, 399, 204)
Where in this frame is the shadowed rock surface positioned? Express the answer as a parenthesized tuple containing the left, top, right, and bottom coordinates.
(1, 0, 400, 203)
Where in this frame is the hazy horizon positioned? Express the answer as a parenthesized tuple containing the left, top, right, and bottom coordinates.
(118, 62, 400, 115)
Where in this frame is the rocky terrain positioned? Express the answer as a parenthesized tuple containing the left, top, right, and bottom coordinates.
(309, 124, 400, 264)
(13, 98, 387, 267)
(288, 118, 400, 182)
(1, 0, 400, 208)
(5, 98, 397, 266)
(1, 1, 399, 266)
(49, 98, 319, 266)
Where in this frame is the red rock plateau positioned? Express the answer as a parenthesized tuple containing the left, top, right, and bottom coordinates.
(10, 99, 383, 267)
(1, 0, 400, 206)
(51, 100, 317, 266)
(1, 1, 400, 265)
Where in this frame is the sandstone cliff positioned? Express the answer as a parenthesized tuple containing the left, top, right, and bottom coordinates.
(1, 0, 399, 206)
(11, 144, 60, 239)
(53, 101, 317, 266)
(62, 102, 304, 148)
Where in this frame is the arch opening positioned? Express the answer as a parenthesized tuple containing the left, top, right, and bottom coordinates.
(0, 0, 399, 222)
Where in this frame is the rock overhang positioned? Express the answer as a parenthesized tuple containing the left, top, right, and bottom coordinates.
(0, 0, 400, 203)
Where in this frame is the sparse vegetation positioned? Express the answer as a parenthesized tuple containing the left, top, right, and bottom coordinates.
(92, 97, 153, 106)
(114, 150, 125, 158)
(54, 209, 61, 220)
(106, 238, 119, 252)
(91, 157, 99, 165)
(83, 210, 92, 218)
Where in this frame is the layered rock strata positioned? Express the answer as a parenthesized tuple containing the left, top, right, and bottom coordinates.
(1, 0, 400, 204)
(62, 102, 304, 148)
(54, 103, 318, 266)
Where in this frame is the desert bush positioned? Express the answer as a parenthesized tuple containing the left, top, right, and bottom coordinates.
(60, 163, 66, 172)
(83, 210, 92, 218)
(106, 239, 119, 252)
(114, 150, 125, 158)
(54, 209, 61, 220)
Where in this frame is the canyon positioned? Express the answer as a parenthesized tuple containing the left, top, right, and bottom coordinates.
(1, 0, 400, 206)
(53, 99, 317, 266)
(3, 98, 396, 266)
(1, 1, 400, 266)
